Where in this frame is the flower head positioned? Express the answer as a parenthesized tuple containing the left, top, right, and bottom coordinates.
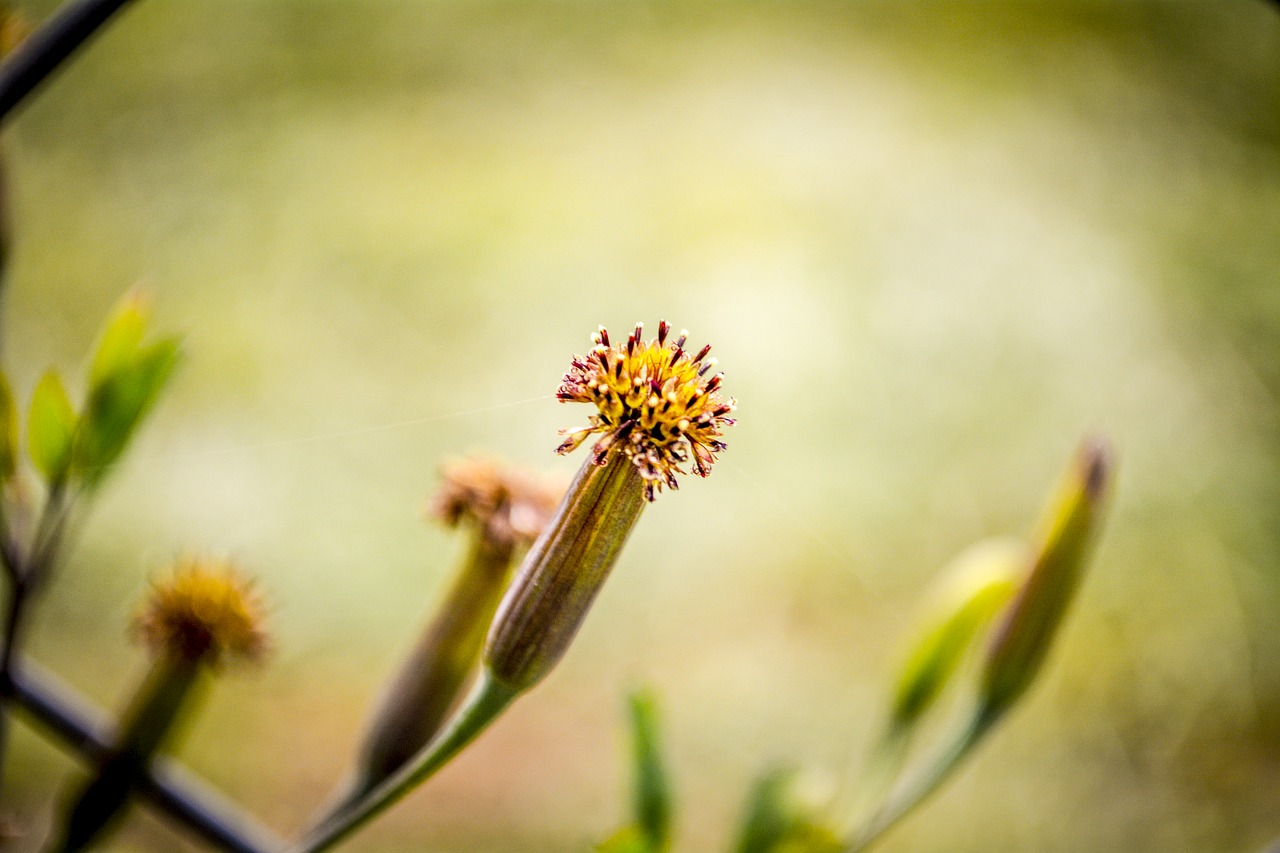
(556, 321, 735, 501)
(425, 455, 561, 549)
(132, 559, 268, 666)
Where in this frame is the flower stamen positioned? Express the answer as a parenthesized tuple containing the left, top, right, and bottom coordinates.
(556, 321, 735, 501)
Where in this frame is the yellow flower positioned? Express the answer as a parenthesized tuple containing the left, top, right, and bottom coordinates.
(132, 559, 268, 667)
(556, 321, 735, 501)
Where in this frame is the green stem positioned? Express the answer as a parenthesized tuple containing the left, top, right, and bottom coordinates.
(0, 482, 71, 800)
(842, 721, 911, 833)
(292, 671, 519, 853)
(847, 706, 1001, 853)
(349, 534, 515, 800)
(49, 654, 204, 852)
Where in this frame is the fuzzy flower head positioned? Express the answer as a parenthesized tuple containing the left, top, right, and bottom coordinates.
(132, 559, 269, 667)
(425, 455, 562, 549)
(556, 321, 735, 501)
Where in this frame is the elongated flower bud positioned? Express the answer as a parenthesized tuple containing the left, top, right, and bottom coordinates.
(352, 457, 558, 794)
(51, 560, 266, 852)
(487, 321, 734, 690)
(484, 449, 646, 691)
(890, 538, 1026, 728)
(979, 437, 1113, 718)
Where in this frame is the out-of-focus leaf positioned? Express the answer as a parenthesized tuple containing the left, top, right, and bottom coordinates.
(595, 826, 651, 853)
(0, 369, 18, 480)
(733, 767, 842, 853)
(73, 337, 181, 484)
(596, 691, 672, 853)
(627, 690, 670, 850)
(891, 538, 1026, 727)
(88, 291, 152, 389)
(27, 370, 77, 483)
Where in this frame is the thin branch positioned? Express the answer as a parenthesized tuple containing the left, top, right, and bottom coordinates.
(9, 658, 283, 853)
(0, 0, 138, 121)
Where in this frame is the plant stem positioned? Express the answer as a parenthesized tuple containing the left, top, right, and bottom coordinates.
(0, 482, 70, 801)
(10, 658, 284, 853)
(292, 672, 519, 853)
(847, 707, 1001, 852)
(0, 0, 138, 121)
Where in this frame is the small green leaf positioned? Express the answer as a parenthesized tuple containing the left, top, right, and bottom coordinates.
(890, 539, 1025, 727)
(595, 826, 651, 853)
(0, 370, 18, 480)
(627, 690, 670, 850)
(74, 337, 180, 484)
(88, 291, 151, 389)
(733, 767, 841, 853)
(27, 369, 77, 483)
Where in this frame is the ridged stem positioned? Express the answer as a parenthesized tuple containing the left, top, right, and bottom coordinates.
(484, 451, 645, 691)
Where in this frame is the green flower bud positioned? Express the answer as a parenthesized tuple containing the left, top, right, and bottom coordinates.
(979, 437, 1113, 717)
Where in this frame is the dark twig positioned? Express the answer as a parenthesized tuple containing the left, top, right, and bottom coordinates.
(0, 0, 138, 121)
(10, 659, 283, 853)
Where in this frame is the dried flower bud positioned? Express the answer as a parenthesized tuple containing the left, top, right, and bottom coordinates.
(979, 437, 1113, 717)
(132, 558, 268, 667)
(556, 321, 736, 501)
(425, 454, 561, 549)
(348, 458, 560, 798)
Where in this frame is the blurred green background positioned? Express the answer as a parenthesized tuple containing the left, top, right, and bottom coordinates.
(2, 1, 1278, 850)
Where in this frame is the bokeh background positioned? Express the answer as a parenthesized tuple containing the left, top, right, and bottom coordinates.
(2, 1, 1278, 850)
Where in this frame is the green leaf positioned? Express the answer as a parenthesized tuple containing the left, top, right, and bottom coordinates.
(627, 690, 670, 850)
(73, 337, 181, 484)
(733, 767, 842, 853)
(890, 539, 1025, 726)
(88, 291, 151, 389)
(0, 370, 18, 480)
(595, 826, 651, 853)
(27, 369, 77, 483)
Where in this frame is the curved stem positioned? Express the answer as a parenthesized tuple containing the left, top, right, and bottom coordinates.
(847, 707, 1000, 852)
(292, 672, 519, 853)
